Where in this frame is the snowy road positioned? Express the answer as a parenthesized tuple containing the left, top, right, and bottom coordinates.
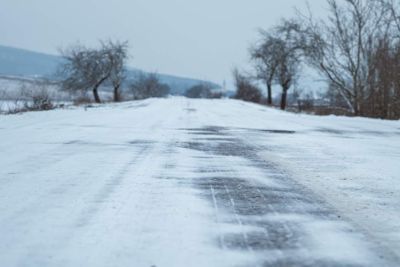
(1, 98, 400, 266)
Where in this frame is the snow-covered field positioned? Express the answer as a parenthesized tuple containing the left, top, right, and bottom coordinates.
(0, 76, 109, 113)
(0, 76, 63, 99)
(0, 97, 399, 267)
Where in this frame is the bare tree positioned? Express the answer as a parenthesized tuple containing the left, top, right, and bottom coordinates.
(250, 19, 302, 110)
(366, 37, 400, 119)
(60, 45, 109, 103)
(269, 20, 304, 110)
(298, 0, 389, 115)
(377, 0, 400, 35)
(246, 0, 400, 118)
(250, 32, 281, 105)
(59, 40, 129, 103)
(102, 40, 129, 102)
(274, 37, 300, 110)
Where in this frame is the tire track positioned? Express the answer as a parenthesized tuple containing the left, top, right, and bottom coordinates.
(183, 126, 392, 267)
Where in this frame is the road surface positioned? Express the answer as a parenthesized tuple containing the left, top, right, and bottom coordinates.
(1, 98, 399, 266)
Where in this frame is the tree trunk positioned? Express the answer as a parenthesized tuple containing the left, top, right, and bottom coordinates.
(92, 77, 109, 104)
(280, 89, 288, 110)
(93, 87, 101, 103)
(113, 85, 121, 102)
(267, 83, 273, 105)
(352, 97, 359, 116)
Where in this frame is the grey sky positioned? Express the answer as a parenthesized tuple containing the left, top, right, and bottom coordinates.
(0, 0, 325, 84)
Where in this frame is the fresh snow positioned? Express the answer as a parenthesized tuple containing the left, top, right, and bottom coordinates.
(0, 97, 399, 266)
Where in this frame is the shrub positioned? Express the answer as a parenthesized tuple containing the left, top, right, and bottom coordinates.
(130, 73, 170, 100)
(233, 69, 262, 103)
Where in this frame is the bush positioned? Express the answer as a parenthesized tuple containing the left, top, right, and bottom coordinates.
(28, 88, 54, 110)
(233, 69, 262, 103)
(73, 95, 93, 105)
(185, 84, 212, 98)
(209, 92, 224, 99)
(130, 73, 170, 100)
(2, 82, 55, 114)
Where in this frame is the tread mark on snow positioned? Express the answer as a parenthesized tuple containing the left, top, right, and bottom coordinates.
(223, 184, 253, 253)
(210, 185, 226, 250)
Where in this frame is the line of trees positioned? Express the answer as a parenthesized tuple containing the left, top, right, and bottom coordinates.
(59, 40, 174, 103)
(59, 40, 223, 103)
(235, 0, 400, 119)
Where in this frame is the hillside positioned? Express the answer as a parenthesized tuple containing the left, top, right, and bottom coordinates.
(0, 45, 62, 78)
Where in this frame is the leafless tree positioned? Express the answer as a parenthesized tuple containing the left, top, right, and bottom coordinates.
(255, 20, 303, 110)
(246, 0, 400, 118)
(274, 24, 302, 110)
(60, 45, 109, 103)
(250, 32, 281, 105)
(102, 40, 129, 102)
(366, 37, 400, 119)
(377, 0, 400, 35)
(298, 0, 389, 115)
(59, 40, 129, 103)
(250, 19, 302, 110)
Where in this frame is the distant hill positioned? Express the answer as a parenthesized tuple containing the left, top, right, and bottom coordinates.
(0, 45, 220, 95)
(0, 45, 62, 78)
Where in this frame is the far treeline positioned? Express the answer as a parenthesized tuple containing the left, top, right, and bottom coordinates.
(58, 40, 221, 104)
(235, 0, 400, 120)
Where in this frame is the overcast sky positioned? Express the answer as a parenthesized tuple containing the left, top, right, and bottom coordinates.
(0, 0, 326, 85)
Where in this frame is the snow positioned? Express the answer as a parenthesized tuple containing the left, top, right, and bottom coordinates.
(0, 97, 399, 266)
(0, 76, 109, 114)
